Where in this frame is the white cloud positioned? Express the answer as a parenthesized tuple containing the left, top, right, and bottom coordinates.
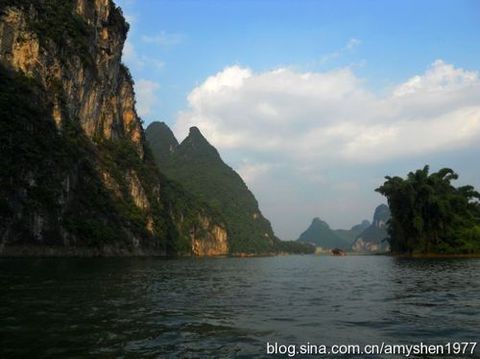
(142, 31, 184, 46)
(175, 60, 480, 166)
(318, 37, 362, 65)
(237, 160, 276, 184)
(174, 60, 480, 238)
(346, 38, 361, 50)
(135, 79, 160, 118)
(393, 59, 478, 96)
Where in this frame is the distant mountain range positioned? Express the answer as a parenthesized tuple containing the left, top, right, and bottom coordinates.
(297, 218, 370, 250)
(335, 220, 371, 244)
(297, 204, 390, 252)
(352, 204, 390, 252)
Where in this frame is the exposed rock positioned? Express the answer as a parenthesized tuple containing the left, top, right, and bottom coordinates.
(191, 217, 228, 256)
(0, 0, 227, 256)
(125, 170, 150, 210)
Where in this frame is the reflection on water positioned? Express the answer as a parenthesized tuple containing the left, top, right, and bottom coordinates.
(1, 256, 479, 357)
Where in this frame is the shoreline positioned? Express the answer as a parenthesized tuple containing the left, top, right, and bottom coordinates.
(389, 252, 480, 259)
(2, 246, 480, 259)
(0, 246, 311, 258)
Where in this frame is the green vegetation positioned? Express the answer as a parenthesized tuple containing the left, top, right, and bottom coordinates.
(1, 1, 242, 256)
(0, 63, 219, 254)
(274, 240, 315, 254)
(0, 0, 127, 67)
(147, 122, 313, 255)
(376, 166, 480, 254)
(0, 64, 128, 247)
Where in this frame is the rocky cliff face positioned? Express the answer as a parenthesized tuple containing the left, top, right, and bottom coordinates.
(0, 0, 143, 153)
(0, 0, 227, 256)
(191, 217, 228, 256)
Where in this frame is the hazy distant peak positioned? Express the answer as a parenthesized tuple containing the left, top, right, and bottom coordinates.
(311, 217, 329, 228)
(350, 219, 370, 232)
(373, 204, 390, 224)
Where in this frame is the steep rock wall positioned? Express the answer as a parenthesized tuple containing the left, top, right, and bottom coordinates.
(0, 0, 227, 256)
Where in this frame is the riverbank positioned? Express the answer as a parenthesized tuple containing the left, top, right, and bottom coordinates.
(0, 246, 314, 258)
(391, 252, 480, 259)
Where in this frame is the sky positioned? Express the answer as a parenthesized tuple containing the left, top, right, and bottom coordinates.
(115, 0, 480, 240)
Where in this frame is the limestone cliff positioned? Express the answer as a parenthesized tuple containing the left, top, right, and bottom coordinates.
(191, 217, 228, 256)
(0, 0, 227, 256)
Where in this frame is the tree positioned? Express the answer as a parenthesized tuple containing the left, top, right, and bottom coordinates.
(376, 166, 480, 254)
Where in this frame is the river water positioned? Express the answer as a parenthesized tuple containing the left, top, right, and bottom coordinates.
(1, 255, 479, 357)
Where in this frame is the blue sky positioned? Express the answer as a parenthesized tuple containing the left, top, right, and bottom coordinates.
(116, 0, 480, 240)
(117, 0, 480, 121)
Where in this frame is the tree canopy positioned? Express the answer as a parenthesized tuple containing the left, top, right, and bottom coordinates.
(376, 166, 480, 254)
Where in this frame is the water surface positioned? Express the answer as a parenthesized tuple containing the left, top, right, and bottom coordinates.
(1, 256, 479, 357)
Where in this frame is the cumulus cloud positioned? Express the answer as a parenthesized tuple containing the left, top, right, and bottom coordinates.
(135, 80, 160, 118)
(173, 60, 480, 238)
(175, 60, 480, 166)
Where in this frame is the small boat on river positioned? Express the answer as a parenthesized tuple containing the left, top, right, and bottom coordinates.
(330, 248, 346, 256)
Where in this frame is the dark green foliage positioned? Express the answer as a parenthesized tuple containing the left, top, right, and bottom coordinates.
(0, 62, 194, 255)
(273, 240, 315, 254)
(145, 122, 178, 164)
(146, 122, 277, 254)
(0, 64, 128, 247)
(376, 166, 480, 254)
(297, 218, 350, 249)
(0, 0, 127, 68)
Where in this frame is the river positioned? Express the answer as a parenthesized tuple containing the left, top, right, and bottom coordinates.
(1, 255, 479, 357)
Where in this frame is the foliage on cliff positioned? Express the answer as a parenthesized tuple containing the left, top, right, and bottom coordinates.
(274, 240, 315, 254)
(376, 166, 480, 254)
(146, 122, 276, 253)
(0, 0, 228, 255)
(0, 0, 126, 66)
(0, 64, 131, 247)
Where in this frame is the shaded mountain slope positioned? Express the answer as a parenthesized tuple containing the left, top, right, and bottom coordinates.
(146, 122, 277, 254)
(0, 0, 227, 256)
